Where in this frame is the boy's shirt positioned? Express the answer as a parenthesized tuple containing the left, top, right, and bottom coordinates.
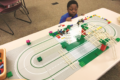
(59, 13, 78, 23)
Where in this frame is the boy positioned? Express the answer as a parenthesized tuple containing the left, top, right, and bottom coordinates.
(59, 0, 78, 23)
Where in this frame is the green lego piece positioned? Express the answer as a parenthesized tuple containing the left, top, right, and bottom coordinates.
(83, 27, 89, 30)
(61, 41, 68, 49)
(77, 35, 85, 41)
(60, 37, 86, 51)
(99, 39, 103, 43)
(7, 71, 13, 78)
(81, 24, 84, 28)
(49, 33, 53, 36)
(78, 46, 109, 67)
(102, 40, 107, 45)
(84, 23, 88, 26)
(27, 42, 31, 45)
(77, 37, 81, 42)
(81, 23, 88, 28)
(62, 44, 67, 49)
(116, 38, 120, 42)
(37, 57, 42, 62)
(105, 38, 110, 42)
(90, 16, 92, 18)
(79, 61, 86, 67)
(0, 59, 2, 62)
(81, 35, 85, 39)
(64, 28, 67, 31)
(67, 25, 71, 29)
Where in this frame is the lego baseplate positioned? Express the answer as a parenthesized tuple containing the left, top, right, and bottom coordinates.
(5, 16, 120, 80)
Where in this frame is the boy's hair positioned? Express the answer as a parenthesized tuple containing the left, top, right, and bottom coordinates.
(67, 0, 78, 9)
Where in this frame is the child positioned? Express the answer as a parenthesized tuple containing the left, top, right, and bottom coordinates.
(59, 0, 78, 23)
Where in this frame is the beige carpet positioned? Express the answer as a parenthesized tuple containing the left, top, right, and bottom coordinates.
(1, 0, 120, 80)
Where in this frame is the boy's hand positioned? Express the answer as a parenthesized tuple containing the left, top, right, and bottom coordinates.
(66, 17, 72, 21)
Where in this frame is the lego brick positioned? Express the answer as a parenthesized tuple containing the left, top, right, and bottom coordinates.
(84, 27, 88, 30)
(61, 38, 86, 51)
(61, 41, 69, 49)
(26, 40, 30, 43)
(81, 23, 88, 29)
(116, 38, 120, 42)
(37, 57, 42, 62)
(0, 62, 2, 65)
(70, 24, 73, 27)
(81, 29, 86, 35)
(105, 38, 110, 42)
(81, 35, 85, 39)
(66, 29, 69, 32)
(0, 68, 3, 73)
(79, 61, 86, 67)
(77, 37, 81, 42)
(90, 16, 92, 18)
(67, 25, 71, 29)
(78, 46, 109, 67)
(108, 22, 111, 24)
(27, 42, 31, 45)
(49, 31, 59, 37)
(0, 58, 2, 62)
(61, 24, 65, 27)
(102, 40, 107, 45)
(100, 44, 107, 51)
(56, 35, 61, 39)
(7, 71, 13, 78)
(99, 39, 103, 43)
(0, 64, 3, 68)
(49, 33, 53, 36)
(84, 17, 87, 20)
(49, 31, 53, 34)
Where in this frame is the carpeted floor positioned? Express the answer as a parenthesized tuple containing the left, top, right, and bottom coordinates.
(0, 0, 120, 80)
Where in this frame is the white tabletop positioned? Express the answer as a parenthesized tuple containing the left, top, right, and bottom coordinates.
(1, 8, 120, 80)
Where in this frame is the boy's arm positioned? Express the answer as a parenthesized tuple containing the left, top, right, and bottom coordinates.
(59, 16, 66, 24)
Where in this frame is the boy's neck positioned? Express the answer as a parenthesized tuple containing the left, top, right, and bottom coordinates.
(68, 13, 74, 18)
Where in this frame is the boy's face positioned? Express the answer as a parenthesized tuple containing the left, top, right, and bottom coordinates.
(67, 4, 78, 17)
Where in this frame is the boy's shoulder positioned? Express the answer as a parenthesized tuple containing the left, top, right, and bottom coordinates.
(61, 13, 70, 18)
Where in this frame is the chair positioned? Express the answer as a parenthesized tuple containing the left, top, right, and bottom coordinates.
(0, 0, 32, 35)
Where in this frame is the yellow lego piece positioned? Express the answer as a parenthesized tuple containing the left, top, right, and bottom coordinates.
(88, 32, 91, 35)
(56, 34, 59, 36)
(61, 37, 65, 39)
(96, 27, 102, 30)
(87, 17, 89, 19)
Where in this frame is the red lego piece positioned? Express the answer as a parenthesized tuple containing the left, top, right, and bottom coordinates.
(108, 22, 111, 24)
(84, 17, 87, 20)
(0, 61, 3, 65)
(61, 24, 65, 27)
(56, 35, 61, 39)
(66, 29, 69, 32)
(100, 44, 107, 51)
(81, 29, 86, 35)
(0, 62, 2, 65)
(0, 68, 3, 73)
